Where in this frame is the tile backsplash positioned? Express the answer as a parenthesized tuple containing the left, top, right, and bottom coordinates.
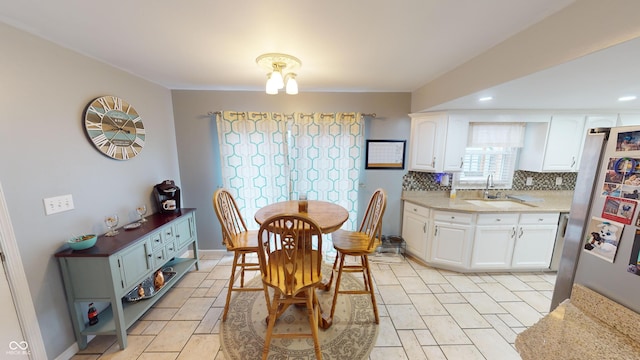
(402, 170, 576, 191)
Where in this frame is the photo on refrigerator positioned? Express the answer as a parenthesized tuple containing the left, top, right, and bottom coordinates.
(583, 216, 624, 263)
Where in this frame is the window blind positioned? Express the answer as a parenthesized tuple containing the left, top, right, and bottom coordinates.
(458, 122, 524, 189)
(467, 122, 525, 148)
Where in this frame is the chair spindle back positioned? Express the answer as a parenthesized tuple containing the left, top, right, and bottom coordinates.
(359, 188, 387, 250)
(213, 189, 248, 248)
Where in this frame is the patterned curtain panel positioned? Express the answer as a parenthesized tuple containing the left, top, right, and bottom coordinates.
(290, 112, 364, 230)
(216, 111, 364, 244)
(216, 111, 289, 229)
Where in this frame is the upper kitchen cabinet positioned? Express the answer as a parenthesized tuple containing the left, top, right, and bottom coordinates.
(519, 114, 618, 172)
(519, 115, 584, 172)
(408, 112, 468, 172)
(618, 113, 640, 126)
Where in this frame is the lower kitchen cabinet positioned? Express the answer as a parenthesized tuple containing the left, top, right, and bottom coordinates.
(402, 202, 431, 260)
(471, 214, 519, 269)
(471, 212, 559, 270)
(431, 211, 474, 269)
(55, 209, 199, 350)
(402, 201, 561, 272)
(511, 213, 559, 268)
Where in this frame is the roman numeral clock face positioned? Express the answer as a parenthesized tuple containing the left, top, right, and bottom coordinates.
(84, 96, 145, 160)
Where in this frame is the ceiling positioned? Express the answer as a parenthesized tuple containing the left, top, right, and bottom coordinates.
(2, 0, 637, 111)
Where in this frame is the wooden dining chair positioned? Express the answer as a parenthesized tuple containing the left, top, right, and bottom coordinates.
(257, 214, 324, 360)
(212, 188, 263, 322)
(327, 188, 387, 325)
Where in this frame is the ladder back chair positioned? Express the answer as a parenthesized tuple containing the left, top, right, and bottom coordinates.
(212, 188, 263, 322)
(327, 188, 387, 325)
(257, 214, 324, 360)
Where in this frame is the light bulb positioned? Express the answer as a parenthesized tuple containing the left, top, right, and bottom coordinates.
(266, 73, 278, 95)
(270, 70, 284, 89)
(285, 74, 298, 95)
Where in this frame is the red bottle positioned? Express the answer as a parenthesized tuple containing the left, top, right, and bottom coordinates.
(88, 303, 99, 326)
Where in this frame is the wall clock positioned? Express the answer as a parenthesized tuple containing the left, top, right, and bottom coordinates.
(83, 95, 145, 160)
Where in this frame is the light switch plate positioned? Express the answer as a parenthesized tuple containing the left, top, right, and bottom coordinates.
(526, 177, 533, 186)
(43, 194, 74, 215)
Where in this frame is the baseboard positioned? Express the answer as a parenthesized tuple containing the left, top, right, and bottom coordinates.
(53, 335, 94, 360)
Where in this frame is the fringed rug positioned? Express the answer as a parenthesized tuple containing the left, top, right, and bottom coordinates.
(220, 264, 378, 359)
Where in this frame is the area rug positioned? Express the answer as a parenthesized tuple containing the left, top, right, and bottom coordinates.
(220, 264, 378, 359)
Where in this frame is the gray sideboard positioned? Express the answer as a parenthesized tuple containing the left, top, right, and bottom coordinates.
(55, 208, 199, 350)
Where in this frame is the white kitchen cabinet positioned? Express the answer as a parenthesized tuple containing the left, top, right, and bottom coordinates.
(408, 113, 468, 172)
(471, 214, 518, 269)
(472, 212, 558, 270)
(511, 213, 559, 269)
(519, 115, 585, 172)
(431, 211, 474, 269)
(578, 115, 618, 168)
(617, 113, 640, 126)
(401, 202, 430, 261)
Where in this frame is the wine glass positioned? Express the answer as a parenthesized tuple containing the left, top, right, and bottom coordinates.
(104, 214, 119, 236)
(136, 205, 148, 223)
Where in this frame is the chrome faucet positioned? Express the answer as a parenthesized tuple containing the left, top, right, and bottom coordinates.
(484, 174, 494, 199)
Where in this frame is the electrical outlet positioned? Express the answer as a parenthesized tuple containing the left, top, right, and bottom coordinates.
(526, 177, 533, 186)
(556, 177, 563, 186)
(43, 194, 74, 215)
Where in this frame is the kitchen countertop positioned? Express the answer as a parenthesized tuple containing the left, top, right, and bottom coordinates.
(515, 284, 640, 359)
(402, 190, 573, 213)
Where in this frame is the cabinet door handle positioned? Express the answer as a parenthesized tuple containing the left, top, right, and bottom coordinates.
(434, 226, 438, 236)
(518, 228, 524, 238)
(148, 254, 152, 258)
(571, 156, 576, 167)
(432, 157, 436, 167)
(511, 227, 516, 238)
(496, 218, 501, 222)
(460, 157, 464, 168)
(176, 234, 180, 238)
(423, 223, 426, 233)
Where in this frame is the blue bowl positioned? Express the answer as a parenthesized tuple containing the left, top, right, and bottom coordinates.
(68, 235, 97, 250)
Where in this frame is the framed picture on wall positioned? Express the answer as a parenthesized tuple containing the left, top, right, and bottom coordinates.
(365, 140, 406, 170)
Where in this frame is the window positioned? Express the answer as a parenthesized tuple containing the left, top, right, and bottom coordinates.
(457, 122, 525, 189)
(458, 146, 519, 189)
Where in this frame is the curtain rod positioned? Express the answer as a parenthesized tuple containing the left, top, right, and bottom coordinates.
(208, 111, 376, 118)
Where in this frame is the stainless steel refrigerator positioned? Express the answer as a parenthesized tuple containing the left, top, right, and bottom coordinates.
(552, 126, 640, 313)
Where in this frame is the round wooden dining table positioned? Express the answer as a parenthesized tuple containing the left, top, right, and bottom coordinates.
(254, 200, 349, 233)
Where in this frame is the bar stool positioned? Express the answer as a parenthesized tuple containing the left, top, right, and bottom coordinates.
(212, 188, 263, 321)
(327, 188, 386, 324)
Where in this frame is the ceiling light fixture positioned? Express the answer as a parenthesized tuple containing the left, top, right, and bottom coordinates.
(479, 96, 493, 102)
(618, 95, 637, 102)
(256, 53, 301, 95)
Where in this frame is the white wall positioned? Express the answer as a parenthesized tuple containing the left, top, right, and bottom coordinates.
(411, 0, 640, 112)
(0, 23, 181, 358)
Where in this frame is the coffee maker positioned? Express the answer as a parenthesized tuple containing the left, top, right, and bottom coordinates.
(153, 180, 181, 214)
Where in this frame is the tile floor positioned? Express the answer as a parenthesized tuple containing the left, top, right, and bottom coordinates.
(71, 251, 556, 360)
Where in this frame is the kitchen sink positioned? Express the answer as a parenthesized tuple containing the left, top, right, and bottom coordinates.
(465, 199, 534, 209)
